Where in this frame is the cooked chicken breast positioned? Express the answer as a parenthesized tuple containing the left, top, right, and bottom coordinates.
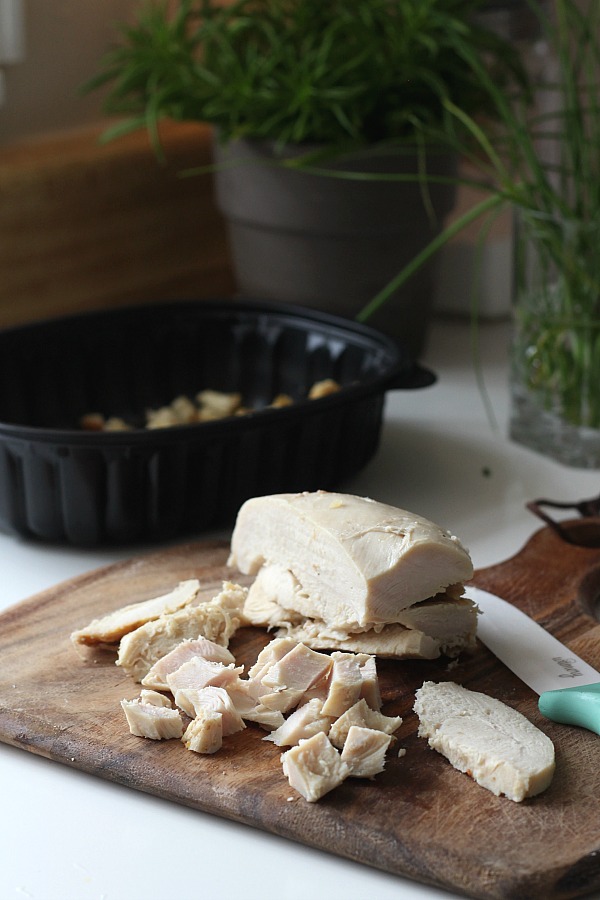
(278, 620, 441, 659)
(120, 696, 184, 740)
(414, 681, 556, 802)
(341, 725, 392, 779)
(141, 637, 236, 690)
(229, 491, 473, 630)
(263, 698, 332, 747)
(320, 652, 363, 717)
(281, 732, 349, 802)
(178, 685, 246, 736)
(258, 643, 333, 713)
(166, 659, 244, 714)
(328, 699, 402, 749)
(71, 579, 200, 646)
(117, 582, 247, 681)
(182, 708, 223, 754)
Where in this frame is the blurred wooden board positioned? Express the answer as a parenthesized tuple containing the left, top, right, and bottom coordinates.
(2, 527, 600, 899)
(0, 120, 234, 330)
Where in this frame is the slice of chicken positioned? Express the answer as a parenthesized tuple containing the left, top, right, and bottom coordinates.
(117, 582, 247, 682)
(229, 491, 473, 630)
(243, 565, 304, 629)
(278, 620, 441, 659)
(182, 708, 223, 754)
(414, 681, 555, 802)
(263, 698, 332, 747)
(329, 699, 402, 749)
(281, 732, 350, 802)
(320, 652, 363, 717)
(141, 638, 236, 690)
(71, 579, 200, 646)
(395, 595, 478, 655)
(340, 725, 393, 778)
(120, 696, 184, 740)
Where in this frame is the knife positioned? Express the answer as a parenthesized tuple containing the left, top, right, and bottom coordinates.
(465, 585, 600, 735)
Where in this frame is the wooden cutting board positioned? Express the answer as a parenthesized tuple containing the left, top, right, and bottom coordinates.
(2, 524, 600, 900)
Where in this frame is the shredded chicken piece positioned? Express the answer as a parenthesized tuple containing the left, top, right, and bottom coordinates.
(178, 685, 246, 736)
(166, 657, 243, 693)
(139, 689, 172, 708)
(261, 643, 333, 693)
(258, 643, 333, 713)
(264, 698, 332, 747)
(320, 652, 363, 717)
(117, 582, 247, 681)
(141, 637, 236, 690)
(70, 579, 200, 646)
(241, 705, 286, 730)
(329, 699, 402, 750)
(340, 726, 392, 779)
(121, 696, 184, 740)
(277, 620, 441, 659)
(182, 708, 223, 754)
(281, 732, 349, 802)
(247, 637, 299, 680)
(357, 655, 382, 710)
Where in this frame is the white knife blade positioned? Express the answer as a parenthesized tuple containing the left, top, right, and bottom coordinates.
(465, 585, 600, 735)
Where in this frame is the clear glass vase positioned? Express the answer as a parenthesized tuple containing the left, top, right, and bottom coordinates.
(509, 212, 600, 468)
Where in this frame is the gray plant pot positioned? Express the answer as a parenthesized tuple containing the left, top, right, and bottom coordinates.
(213, 138, 457, 358)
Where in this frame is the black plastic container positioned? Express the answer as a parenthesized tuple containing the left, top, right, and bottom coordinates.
(0, 300, 434, 546)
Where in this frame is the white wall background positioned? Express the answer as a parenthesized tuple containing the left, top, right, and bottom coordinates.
(0, 0, 140, 143)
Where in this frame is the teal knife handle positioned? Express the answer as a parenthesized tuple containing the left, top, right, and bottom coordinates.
(539, 682, 600, 735)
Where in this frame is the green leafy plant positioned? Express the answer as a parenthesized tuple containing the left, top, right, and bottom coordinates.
(85, 0, 525, 154)
(356, 0, 600, 434)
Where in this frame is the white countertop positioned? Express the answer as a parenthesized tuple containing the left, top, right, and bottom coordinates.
(2, 317, 599, 900)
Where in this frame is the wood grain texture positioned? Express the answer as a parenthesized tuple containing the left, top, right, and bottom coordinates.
(2, 525, 600, 899)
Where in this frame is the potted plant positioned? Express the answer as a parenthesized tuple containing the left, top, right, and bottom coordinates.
(357, 0, 600, 468)
(84, 0, 524, 357)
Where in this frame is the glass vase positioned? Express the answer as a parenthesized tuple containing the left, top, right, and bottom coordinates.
(509, 212, 600, 468)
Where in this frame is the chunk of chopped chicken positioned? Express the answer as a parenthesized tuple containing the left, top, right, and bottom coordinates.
(242, 705, 286, 731)
(182, 708, 223, 754)
(139, 689, 172, 708)
(121, 696, 184, 740)
(340, 726, 392, 778)
(229, 491, 473, 630)
(117, 582, 247, 681)
(414, 681, 555, 802)
(70, 579, 200, 646)
(259, 643, 333, 713)
(281, 732, 350, 802)
(264, 698, 332, 747)
(141, 637, 236, 690)
(247, 637, 299, 681)
(357, 655, 382, 710)
(177, 685, 246, 736)
(320, 652, 363, 717)
(166, 657, 243, 694)
(329, 699, 402, 749)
